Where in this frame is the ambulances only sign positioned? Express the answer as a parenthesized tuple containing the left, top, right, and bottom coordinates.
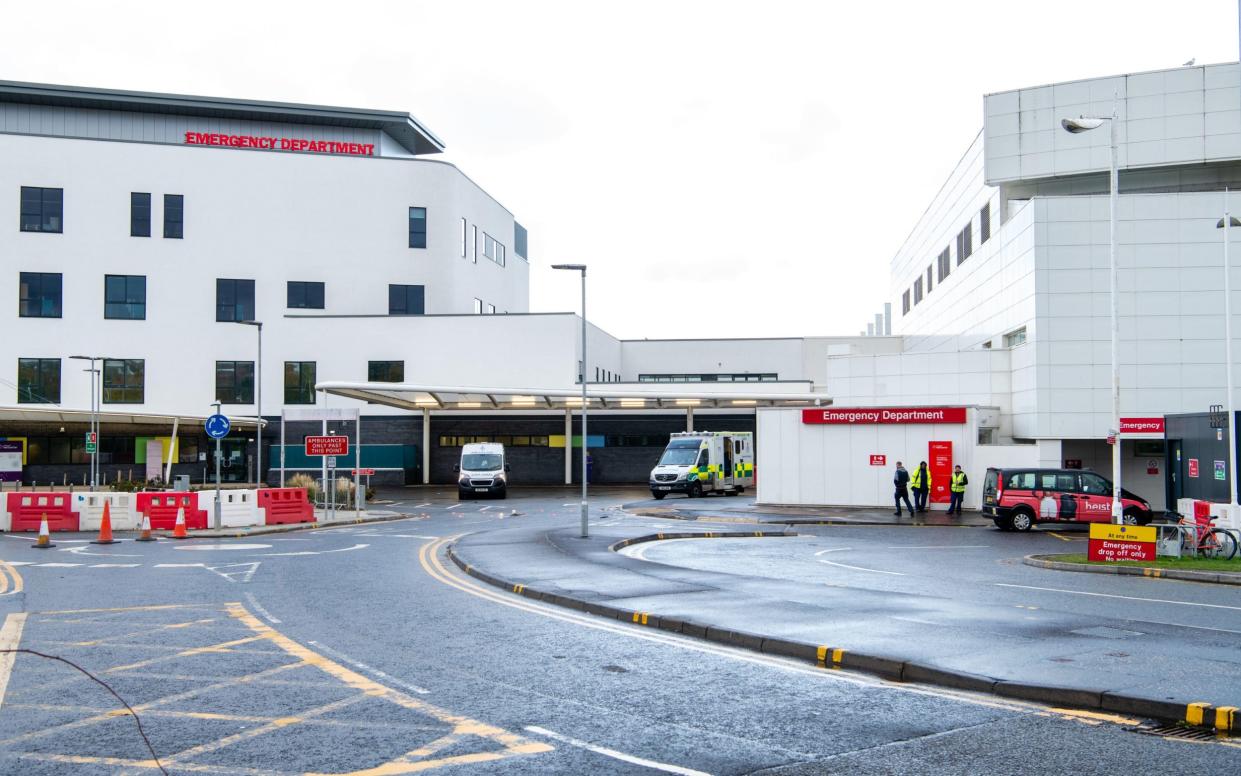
(802, 407, 967, 424)
(184, 132, 375, 156)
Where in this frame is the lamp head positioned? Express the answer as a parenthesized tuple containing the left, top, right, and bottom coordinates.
(551, 264, 587, 272)
(1061, 117, 1106, 133)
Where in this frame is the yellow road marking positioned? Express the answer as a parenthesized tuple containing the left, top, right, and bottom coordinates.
(0, 612, 28, 711)
(36, 603, 214, 615)
(1047, 532, 1075, 542)
(103, 634, 270, 673)
(14, 751, 280, 775)
(69, 617, 218, 646)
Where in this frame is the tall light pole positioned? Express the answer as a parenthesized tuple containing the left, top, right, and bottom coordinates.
(1063, 104, 1123, 524)
(234, 320, 263, 486)
(69, 355, 107, 489)
(1217, 203, 1240, 508)
(211, 399, 223, 529)
(552, 263, 589, 538)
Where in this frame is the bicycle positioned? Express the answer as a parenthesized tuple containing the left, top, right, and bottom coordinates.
(1170, 512, 1239, 560)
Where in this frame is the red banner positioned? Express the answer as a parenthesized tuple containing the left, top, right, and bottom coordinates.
(305, 436, 349, 456)
(1119, 417, 1165, 435)
(184, 132, 375, 157)
(869, 455, 886, 466)
(802, 407, 967, 424)
(928, 441, 953, 503)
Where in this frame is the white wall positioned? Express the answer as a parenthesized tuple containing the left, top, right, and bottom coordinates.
(1061, 439, 1167, 511)
(620, 338, 806, 382)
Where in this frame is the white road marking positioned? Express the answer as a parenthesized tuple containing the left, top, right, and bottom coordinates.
(817, 558, 907, 576)
(0, 561, 35, 567)
(173, 543, 272, 551)
(243, 592, 281, 623)
(446, 504, 464, 510)
(33, 563, 82, 568)
(308, 640, 431, 694)
(64, 545, 142, 557)
(0, 613, 29, 711)
(88, 563, 141, 568)
(813, 548, 850, 556)
(524, 726, 712, 775)
(260, 543, 368, 557)
(884, 545, 992, 550)
(994, 583, 1241, 611)
(413, 503, 431, 508)
(154, 563, 206, 568)
(207, 562, 261, 584)
(2, 536, 34, 542)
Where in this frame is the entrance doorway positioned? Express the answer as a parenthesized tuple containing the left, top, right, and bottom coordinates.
(219, 439, 249, 483)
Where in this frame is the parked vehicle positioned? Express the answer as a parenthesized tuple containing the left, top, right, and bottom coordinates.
(456, 443, 508, 499)
(649, 431, 754, 499)
(981, 467, 1152, 531)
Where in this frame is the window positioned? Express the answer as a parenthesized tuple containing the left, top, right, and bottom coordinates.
(979, 203, 991, 244)
(1079, 472, 1109, 494)
(216, 279, 255, 322)
(284, 361, 316, 404)
(926, 265, 933, 294)
(913, 277, 923, 304)
(595, 367, 601, 382)
(482, 233, 505, 266)
(1003, 326, 1027, 348)
(20, 186, 62, 233)
(102, 359, 144, 403)
(473, 298, 483, 315)
(215, 361, 254, 404)
(486, 303, 495, 315)
(902, 290, 911, 315)
(460, 218, 468, 258)
(408, 207, 427, 249)
(514, 222, 528, 260)
(439, 435, 551, 448)
(1006, 471, 1035, 489)
(637, 373, 778, 382)
(368, 360, 404, 382)
(389, 284, 425, 315)
(163, 194, 183, 239)
(131, 192, 151, 237)
(287, 281, 325, 310)
(19, 272, 62, 318)
(471, 224, 478, 263)
(956, 223, 972, 264)
(104, 275, 146, 320)
(17, 358, 60, 403)
(936, 247, 951, 283)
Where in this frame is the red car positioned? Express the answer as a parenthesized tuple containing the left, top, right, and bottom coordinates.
(981, 467, 1152, 532)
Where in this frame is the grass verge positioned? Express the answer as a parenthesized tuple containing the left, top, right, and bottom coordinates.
(1045, 553, 1241, 573)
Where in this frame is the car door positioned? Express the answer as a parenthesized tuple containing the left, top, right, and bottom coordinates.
(1076, 471, 1114, 523)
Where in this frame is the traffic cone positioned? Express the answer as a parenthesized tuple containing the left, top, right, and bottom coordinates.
(91, 501, 118, 545)
(135, 513, 156, 542)
(172, 507, 188, 539)
(32, 514, 55, 549)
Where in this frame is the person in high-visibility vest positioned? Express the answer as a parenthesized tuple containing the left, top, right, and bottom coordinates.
(947, 465, 968, 515)
(910, 461, 931, 513)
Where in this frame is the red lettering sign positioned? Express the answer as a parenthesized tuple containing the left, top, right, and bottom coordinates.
(802, 407, 967, 424)
(1119, 417, 1165, 435)
(869, 455, 886, 466)
(1189, 459, 1200, 478)
(305, 436, 349, 456)
(1088, 538, 1155, 563)
(928, 441, 953, 503)
(351, 468, 375, 476)
(185, 131, 374, 157)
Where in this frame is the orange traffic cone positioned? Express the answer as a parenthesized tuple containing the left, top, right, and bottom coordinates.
(135, 513, 156, 542)
(32, 514, 55, 549)
(172, 507, 188, 539)
(91, 501, 118, 545)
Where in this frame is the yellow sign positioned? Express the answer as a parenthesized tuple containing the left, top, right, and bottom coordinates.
(1089, 523, 1156, 543)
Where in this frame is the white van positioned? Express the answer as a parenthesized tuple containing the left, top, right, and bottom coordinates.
(455, 442, 508, 499)
(649, 431, 754, 499)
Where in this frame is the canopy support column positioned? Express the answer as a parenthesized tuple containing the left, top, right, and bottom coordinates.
(687, 407, 694, 432)
(564, 408, 573, 485)
(422, 408, 431, 485)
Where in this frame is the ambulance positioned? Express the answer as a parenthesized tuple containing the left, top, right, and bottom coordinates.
(648, 431, 754, 499)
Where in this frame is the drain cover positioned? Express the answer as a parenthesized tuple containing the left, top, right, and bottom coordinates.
(1071, 626, 1144, 639)
(1131, 723, 1220, 742)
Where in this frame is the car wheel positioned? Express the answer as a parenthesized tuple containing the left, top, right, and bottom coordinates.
(652, 492, 666, 500)
(1122, 509, 1144, 525)
(688, 482, 702, 499)
(1010, 509, 1034, 532)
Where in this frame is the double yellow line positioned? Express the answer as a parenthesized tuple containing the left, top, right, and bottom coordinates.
(0, 560, 23, 597)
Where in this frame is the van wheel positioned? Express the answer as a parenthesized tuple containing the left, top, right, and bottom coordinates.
(688, 483, 702, 499)
(994, 517, 1014, 531)
(734, 487, 745, 496)
(652, 492, 666, 500)
(1010, 509, 1034, 532)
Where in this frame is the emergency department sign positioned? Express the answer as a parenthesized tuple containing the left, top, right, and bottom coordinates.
(1088, 524, 1156, 563)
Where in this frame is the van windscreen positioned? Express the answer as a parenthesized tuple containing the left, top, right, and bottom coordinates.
(659, 441, 701, 466)
(462, 454, 502, 471)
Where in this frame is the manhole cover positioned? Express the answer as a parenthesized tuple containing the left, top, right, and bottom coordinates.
(602, 665, 629, 673)
(1071, 626, 1144, 639)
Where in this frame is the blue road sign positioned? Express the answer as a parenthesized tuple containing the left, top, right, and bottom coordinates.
(205, 413, 231, 439)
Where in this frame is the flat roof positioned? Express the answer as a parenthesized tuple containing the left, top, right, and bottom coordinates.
(316, 382, 832, 411)
(0, 406, 265, 428)
(0, 79, 445, 156)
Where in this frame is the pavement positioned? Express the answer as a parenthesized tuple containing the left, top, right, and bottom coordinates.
(625, 493, 994, 527)
(0, 486, 1237, 775)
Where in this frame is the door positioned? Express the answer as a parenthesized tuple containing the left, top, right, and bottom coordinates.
(1075, 471, 1114, 523)
(1167, 439, 1183, 511)
(1035, 471, 1077, 521)
(722, 436, 734, 488)
(219, 439, 249, 484)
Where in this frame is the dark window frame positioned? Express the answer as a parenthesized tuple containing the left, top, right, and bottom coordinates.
(913, 277, 924, 304)
(215, 360, 255, 404)
(388, 284, 425, 315)
(284, 361, 317, 405)
(216, 278, 256, 322)
(130, 192, 151, 237)
(902, 290, 911, 315)
(20, 186, 63, 233)
(286, 281, 325, 310)
(163, 194, 184, 239)
(104, 274, 147, 320)
(17, 358, 60, 404)
(19, 272, 63, 318)
(979, 203, 991, 244)
(102, 359, 145, 404)
(408, 206, 427, 249)
(367, 360, 405, 383)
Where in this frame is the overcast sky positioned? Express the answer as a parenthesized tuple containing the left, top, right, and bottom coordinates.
(3, 1, 1239, 339)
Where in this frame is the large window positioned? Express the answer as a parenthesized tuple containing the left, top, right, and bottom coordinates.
(460, 218, 468, 258)
(483, 233, 505, 266)
(17, 358, 60, 403)
(284, 361, 316, 404)
(913, 277, 923, 305)
(104, 275, 146, 320)
(131, 192, 151, 237)
(216, 278, 255, 322)
(19, 272, 62, 318)
(979, 203, 991, 244)
(368, 360, 404, 383)
(216, 361, 255, 404)
(20, 186, 62, 233)
(956, 223, 972, 264)
(102, 359, 144, 404)
(408, 207, 427, 249)
(637, 373, 778, 382)
(514, 222, 528, 260)
(902, 289, 911, 315)
(936, 247, 951, 282)
(1003, 326, 1027, 348)
(164, 194, 184, 238)
(287, 281, 325, 310)
(388, 284, 425, 315)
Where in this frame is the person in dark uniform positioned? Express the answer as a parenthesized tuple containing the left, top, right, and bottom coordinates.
(893, 461, 915, 517)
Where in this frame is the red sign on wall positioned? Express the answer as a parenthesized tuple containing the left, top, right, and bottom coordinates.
(1119, 417, 1165, 435)
(802, 407, 967, 424)
(928, 441, 953, 503)
(305, 436, 349, 456)
(869, 455, 886, 466)
(184, 132, 376, 157)
(1189, 458, 1200, 478)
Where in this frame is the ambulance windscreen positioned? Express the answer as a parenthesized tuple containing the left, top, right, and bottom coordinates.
(659, 439, 701, 466)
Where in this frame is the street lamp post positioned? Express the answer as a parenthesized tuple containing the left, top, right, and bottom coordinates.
(1217, 204, 1241, 508)
(69, 355, 107, 489)
(551, 263, 589, 538)
(212, 399, 223, 529)
(1062, 105, 1123, 525)
(234, 320, 263, 486)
